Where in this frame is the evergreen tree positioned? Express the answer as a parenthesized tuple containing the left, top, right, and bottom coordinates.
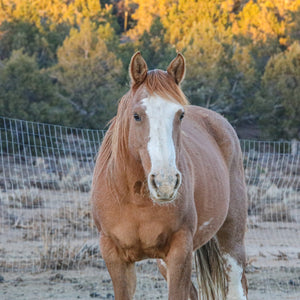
(54, 19, 124, 129)
(0, 21, 70, 68)
(0, 50, 68, 124)
(254, 42, 300, 139)
(0, 0, 300, 137)
(136, 18, 177, 70)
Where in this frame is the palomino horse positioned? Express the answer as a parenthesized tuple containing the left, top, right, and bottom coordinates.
(92, 52, 248, 300)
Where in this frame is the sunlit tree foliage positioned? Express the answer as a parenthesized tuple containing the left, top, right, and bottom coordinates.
(0, 0, 299, 138)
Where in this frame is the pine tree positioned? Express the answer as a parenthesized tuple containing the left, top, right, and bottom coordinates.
(54, 19, 124, 128)
(0, 50, 67, 124)
(255, 42, 300, 139)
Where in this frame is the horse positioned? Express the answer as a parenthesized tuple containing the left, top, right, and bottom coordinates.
(91, 52, 248, 300)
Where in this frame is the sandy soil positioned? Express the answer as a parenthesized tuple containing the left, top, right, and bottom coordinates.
(1, 220, 300, 300)
(0, 152, 299, 299)
(1, 266, 299, 300)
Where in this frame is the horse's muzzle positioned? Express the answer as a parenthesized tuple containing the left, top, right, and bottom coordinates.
(148, 171, 182, 202)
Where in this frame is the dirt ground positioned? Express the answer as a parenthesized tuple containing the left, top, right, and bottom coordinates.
(0, 150, 299, 299)
(1, 266, 299, 300)
(1, 220, 299, 300)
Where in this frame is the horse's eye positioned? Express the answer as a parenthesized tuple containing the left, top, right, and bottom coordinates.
(179, 112, 185, 121)
(134, 113, 141, 122)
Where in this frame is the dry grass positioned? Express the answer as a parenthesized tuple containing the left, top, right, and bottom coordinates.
(261, 203, 295, 222)
(39, 241, 100, 270)
(270, 251, 288, 261)
(1, 151, 299, 274)
(247, 177, 298, 220)
(58, 204, 95, 232)
(59, 172, 92, 193)
(6, 188, 44, 208)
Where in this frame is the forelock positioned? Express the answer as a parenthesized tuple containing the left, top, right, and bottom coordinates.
(138, 70, 189, 106)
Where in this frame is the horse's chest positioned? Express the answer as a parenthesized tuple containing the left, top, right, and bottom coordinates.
(110, 220, 170, 261)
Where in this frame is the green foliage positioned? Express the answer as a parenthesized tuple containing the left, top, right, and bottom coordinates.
(0, 50, 69, 124)
(254, 42, 300, 139)
(179, 10, 258, 126)
(54, 19, 124, 129)
(136, 18, 177, 70)
(0, 0, 113, 28)
(163, 0, 231, 50)
(0, 0, 300, 139)
(287, 6, 300, 43)
(0, 21, 70, 67)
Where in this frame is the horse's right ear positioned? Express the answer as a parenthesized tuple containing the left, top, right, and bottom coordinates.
(129, 52, 148, 86)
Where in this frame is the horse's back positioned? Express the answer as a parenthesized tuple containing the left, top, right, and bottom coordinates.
(184, 105, 241, 167)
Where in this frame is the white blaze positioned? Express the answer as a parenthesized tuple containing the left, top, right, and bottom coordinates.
(142, 95, 182, 174)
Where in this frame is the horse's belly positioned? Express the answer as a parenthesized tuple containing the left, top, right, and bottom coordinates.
(190, 142, 231, 248)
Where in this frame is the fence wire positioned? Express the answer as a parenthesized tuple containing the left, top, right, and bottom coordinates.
(0, 116, 299, 297)
(0, 117, 105, 272)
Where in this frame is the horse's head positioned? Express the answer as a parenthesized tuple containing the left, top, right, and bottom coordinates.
(127, 52, 188, 203)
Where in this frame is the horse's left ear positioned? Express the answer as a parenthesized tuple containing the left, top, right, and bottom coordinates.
(167, 53, 186, 85)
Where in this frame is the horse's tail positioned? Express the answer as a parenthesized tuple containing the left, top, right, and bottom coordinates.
(195, 237, 228, 300)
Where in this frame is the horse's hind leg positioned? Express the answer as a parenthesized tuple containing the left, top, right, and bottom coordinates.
(157, 259, 198, 300)
(217, 163, 248, 299)
(217, 222, 247, 300)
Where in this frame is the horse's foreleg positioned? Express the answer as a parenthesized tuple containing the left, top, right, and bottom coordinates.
(157, 258, 198, 300)
(165, 230, 194, 300)
(100, 235, 136, 300)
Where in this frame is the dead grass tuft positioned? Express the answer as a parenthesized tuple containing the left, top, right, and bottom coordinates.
(261, 203, 295, 222)
(59, 172, 92, 193)
(7, 189, 44, 208)
(270, 251, 288, 261)
(58, 204, 95, 232)
(39, 241, 100, 270)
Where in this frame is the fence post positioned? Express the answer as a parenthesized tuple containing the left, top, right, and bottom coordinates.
(291, 139, 299, 156)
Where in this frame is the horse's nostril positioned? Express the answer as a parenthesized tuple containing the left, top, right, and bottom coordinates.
(151, 174, 158, 189)
(174, 173, 180, 189)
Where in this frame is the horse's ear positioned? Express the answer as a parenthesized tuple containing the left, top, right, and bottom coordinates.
(167, 53, 185, 85)
(129, 51, 148, 86)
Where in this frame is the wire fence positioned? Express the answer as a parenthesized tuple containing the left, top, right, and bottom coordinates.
(0, 116, 299, 298)
(0, 117, 105, 272)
